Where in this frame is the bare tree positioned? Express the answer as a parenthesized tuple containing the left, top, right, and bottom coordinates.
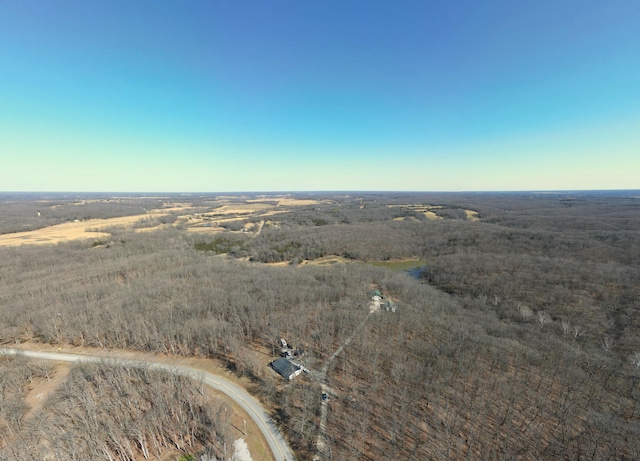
(537, 311, 551, 329)
(572, 326, 584, 342)
(630, 352, 640, 375)
(600, 336, 614, 355)
(517, 303, 533, 322)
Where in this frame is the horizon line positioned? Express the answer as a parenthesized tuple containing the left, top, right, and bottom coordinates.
(1, 189, 639, 196)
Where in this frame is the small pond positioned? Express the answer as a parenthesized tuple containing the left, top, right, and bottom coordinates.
(369, 259, 426, 279)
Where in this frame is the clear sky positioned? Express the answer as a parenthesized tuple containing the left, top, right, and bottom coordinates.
(1, 1, 639, 192)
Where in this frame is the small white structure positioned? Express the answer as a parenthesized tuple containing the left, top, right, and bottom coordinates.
(370, 296, 397, 313)
(369, 296, 382, 313)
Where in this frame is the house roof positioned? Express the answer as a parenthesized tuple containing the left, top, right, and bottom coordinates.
(270, 357, 301, 379)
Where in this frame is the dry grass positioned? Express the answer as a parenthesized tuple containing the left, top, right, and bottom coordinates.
(423, 211, 442, 220)
(393, 216, 421, 222)
(255, 210, 289, 217)
(274, 198, 321, 206)
(209, 204, 274, 215)
(135, 224, 167, 233)
(264, 261, 291, 267)
(265, 255, 351, 267)
(387, 204, 444, 210)
(186, 226, 227, 234)
(149, 206, 192, 214)
(387, 203, 445, 220)
(1, 198, 310, 248)
(182, 209, 287, 234)
(247, 196, 322, 207)
(465, 209, 480, 221)
(300, 255, 350, 266)
(0, 214, 161, 247)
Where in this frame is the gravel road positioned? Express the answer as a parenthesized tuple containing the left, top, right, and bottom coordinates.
(0, 347, 295, 461)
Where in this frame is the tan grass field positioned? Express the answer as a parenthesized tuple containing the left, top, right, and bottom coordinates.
(254, 210, 289, 218)
(208, 204, 274, 215)
(0, 198, 317, 248)
(184, 210, 286, 228)
(389, 204, 480, 221)
(264, 261, 291, 267)
(247, 197, 322, 207)
(149, 206, 193, 214)
(186, 226, 227, 234)
(393, 216, 421, 221)
(135, 224, 168, 233)
(265, 255, 350, 267)
(465, 209, 480, 221)
(0, 214, 158, 247)
(274, 198, 321, 206)
(300, 255, 350, 266)
(423, 211, 442, 220)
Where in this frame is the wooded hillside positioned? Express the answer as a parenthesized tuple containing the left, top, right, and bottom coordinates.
(1, 191, 639, 460)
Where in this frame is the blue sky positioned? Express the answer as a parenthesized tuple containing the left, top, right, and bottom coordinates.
(1, 1, 639, 192)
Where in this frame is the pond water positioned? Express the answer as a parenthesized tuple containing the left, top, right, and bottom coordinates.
(404, 266, 425, 279)
(369, 259, 426, 279)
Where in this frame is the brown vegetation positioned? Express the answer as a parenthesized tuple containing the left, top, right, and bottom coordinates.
(0, 354, 233, 460)
(1, 191, 639, 460)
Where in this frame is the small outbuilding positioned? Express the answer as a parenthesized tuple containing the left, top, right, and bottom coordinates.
(270, 357, 303, 380)
(384, 300, 397, 312)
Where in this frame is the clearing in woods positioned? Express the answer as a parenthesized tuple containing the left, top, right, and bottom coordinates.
(0, 197, 320, 247)
(0, 214, 161, 247)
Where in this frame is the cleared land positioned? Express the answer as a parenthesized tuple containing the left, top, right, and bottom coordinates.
(0, 214, 159, 246)
(0, 196, 320, 246)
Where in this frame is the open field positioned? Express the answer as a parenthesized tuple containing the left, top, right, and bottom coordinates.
(1, 191, 639, 460)
(246, 197, 326, 207)
(0, 196, 322, 247)
(0, 214, 158, 246)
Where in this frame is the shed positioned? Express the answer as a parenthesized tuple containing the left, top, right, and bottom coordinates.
(270, 357, 303, 380)
(385, 300, 397, 312)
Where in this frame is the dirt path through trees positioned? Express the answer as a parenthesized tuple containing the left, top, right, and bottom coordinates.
(314, 312, 372, 460)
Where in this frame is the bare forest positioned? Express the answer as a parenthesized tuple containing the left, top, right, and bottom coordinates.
(1, 191, 639, 460)
(0, 355, 233, 460)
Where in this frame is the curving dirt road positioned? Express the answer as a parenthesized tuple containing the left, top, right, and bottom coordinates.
(0, 347, 295, 461)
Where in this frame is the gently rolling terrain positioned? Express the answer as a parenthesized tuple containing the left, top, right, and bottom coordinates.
(1, 191, 639, 460)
